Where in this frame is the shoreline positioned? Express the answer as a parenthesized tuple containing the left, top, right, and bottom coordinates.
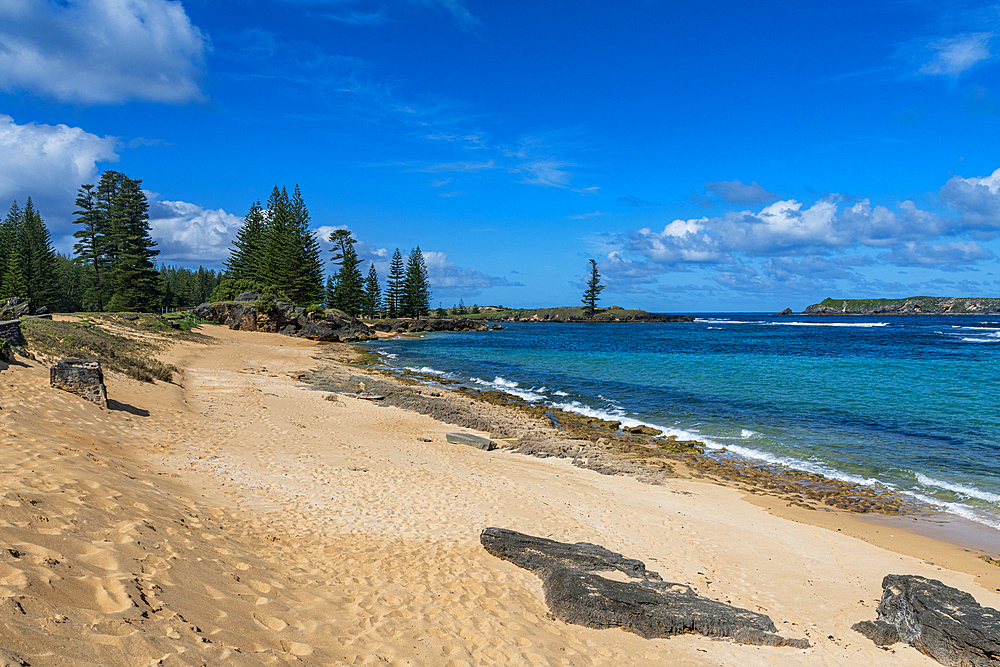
(318, 342, 1000, 592)
(2, 323, 999, 665)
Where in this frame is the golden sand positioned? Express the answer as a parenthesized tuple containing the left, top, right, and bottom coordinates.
(0, 324, 997, 666)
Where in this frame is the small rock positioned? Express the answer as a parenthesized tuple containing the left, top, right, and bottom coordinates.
(446, 432, 497, 451)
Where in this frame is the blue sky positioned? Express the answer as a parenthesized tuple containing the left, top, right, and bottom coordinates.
(2, 0, 1000, 311)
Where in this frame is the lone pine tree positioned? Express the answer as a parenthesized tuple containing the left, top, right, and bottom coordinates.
(581, 258, 604, 317)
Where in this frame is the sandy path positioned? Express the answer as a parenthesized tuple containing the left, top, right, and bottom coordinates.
(1, 324, 997, 666)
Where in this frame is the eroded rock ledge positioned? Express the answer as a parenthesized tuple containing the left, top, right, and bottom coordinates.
(853, 574, 1000, 666)
(480, 527, 809, 648)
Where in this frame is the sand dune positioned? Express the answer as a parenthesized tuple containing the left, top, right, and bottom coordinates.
(1, 324, 997, 666)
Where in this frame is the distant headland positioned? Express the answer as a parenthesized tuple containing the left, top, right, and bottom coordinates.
(800, 296, 1000, 315)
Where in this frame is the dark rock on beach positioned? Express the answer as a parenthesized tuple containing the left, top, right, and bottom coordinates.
(481, 527, 809, 647)
(50, 359, 107, 409)
(0, 297, 32, 320)
(776, 307, 793, 316)
(445, 432, 497, 450)
(852, 574, 1000, 666)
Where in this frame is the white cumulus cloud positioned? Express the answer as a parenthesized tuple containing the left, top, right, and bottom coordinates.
(0, 0, 209, 104)
(147, 194, 243, 263)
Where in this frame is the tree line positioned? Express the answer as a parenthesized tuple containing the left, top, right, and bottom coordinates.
(1, 170, 223, 313)
(220, 189, 432, 318)
(2, 175, 434, 317)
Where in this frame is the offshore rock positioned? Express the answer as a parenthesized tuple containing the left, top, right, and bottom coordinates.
(852, 574, 1000, 666)
(50, 359, 107, 408)
(481, 528, 809, 647)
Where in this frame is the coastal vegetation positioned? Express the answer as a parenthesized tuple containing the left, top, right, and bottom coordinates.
(17, 314, 192, 382)
(804, 296, 1000, 315)
(1, 178, 223, 314)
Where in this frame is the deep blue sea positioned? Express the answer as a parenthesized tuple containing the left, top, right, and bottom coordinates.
(364, 314, 1000, 532)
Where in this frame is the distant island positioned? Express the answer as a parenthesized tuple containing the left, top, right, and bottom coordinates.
(802, 296, 1000, 315)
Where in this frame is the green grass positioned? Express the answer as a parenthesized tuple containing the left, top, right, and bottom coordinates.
(19, 317, 180, 383)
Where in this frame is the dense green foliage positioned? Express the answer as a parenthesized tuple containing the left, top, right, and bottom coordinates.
(581, 258, 605, 316)
(385, 248, 404, 318)
(328, 229, 364, 315)
(225, 185, 324, 306)
(69, 171, 161, 312)
(362, 262, 382, 318)
(401, 246, 431, 317)
(0, 198, 59, 309)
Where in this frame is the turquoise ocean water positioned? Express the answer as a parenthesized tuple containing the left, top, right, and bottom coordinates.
(364, 314, 1000, 532)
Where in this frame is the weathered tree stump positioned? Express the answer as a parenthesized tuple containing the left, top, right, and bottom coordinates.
(50, 359, 107, 408)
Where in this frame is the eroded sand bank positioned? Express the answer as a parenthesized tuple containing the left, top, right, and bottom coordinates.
(1, 324, 997, 666)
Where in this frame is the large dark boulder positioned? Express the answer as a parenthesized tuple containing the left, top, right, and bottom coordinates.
(50, 359, 107, 408)
(295, 312, 374, 342)
(0, 297, 31, 320)
(234, 292, 260, 302)
(229, 305, 258, 331)
(481, 527, 809, 647)
(853, 575, 1000, 666)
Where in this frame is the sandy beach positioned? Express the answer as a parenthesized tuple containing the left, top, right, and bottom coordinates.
(1, 323, 998, 666)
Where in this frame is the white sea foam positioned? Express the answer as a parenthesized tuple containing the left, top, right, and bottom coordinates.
(695, 318, 759, 325)
(903, 492, 1000, 531)
(553, 390, 570, 397)
(375, 350, 398, 359)
(740, 429, 755, 438)
(960, 337, 1000, 343)
(774, 321, 889, 328)
(404, 366, 450, 376)
(915, 473, 1000, 504)
(471, 376, 546, 402)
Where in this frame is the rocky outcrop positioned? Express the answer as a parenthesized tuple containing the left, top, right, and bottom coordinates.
(481, 528, 809, 648)
(803, 297, 1000, 315)
(0, 297, 31, 320)
(371, 317, 493, 333)
(50, 359, 107, 408)
(194, 302, 375, 342)
(486, 309, 695, 323)
(0, 319, 23, 347)
(853, 574, 1000, 666)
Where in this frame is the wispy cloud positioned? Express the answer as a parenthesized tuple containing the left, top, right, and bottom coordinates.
(919, 32, 993, 76)
(566, 211, 609, 220)
(422, 159, 496, 173)
(704, 179, 777, 205)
